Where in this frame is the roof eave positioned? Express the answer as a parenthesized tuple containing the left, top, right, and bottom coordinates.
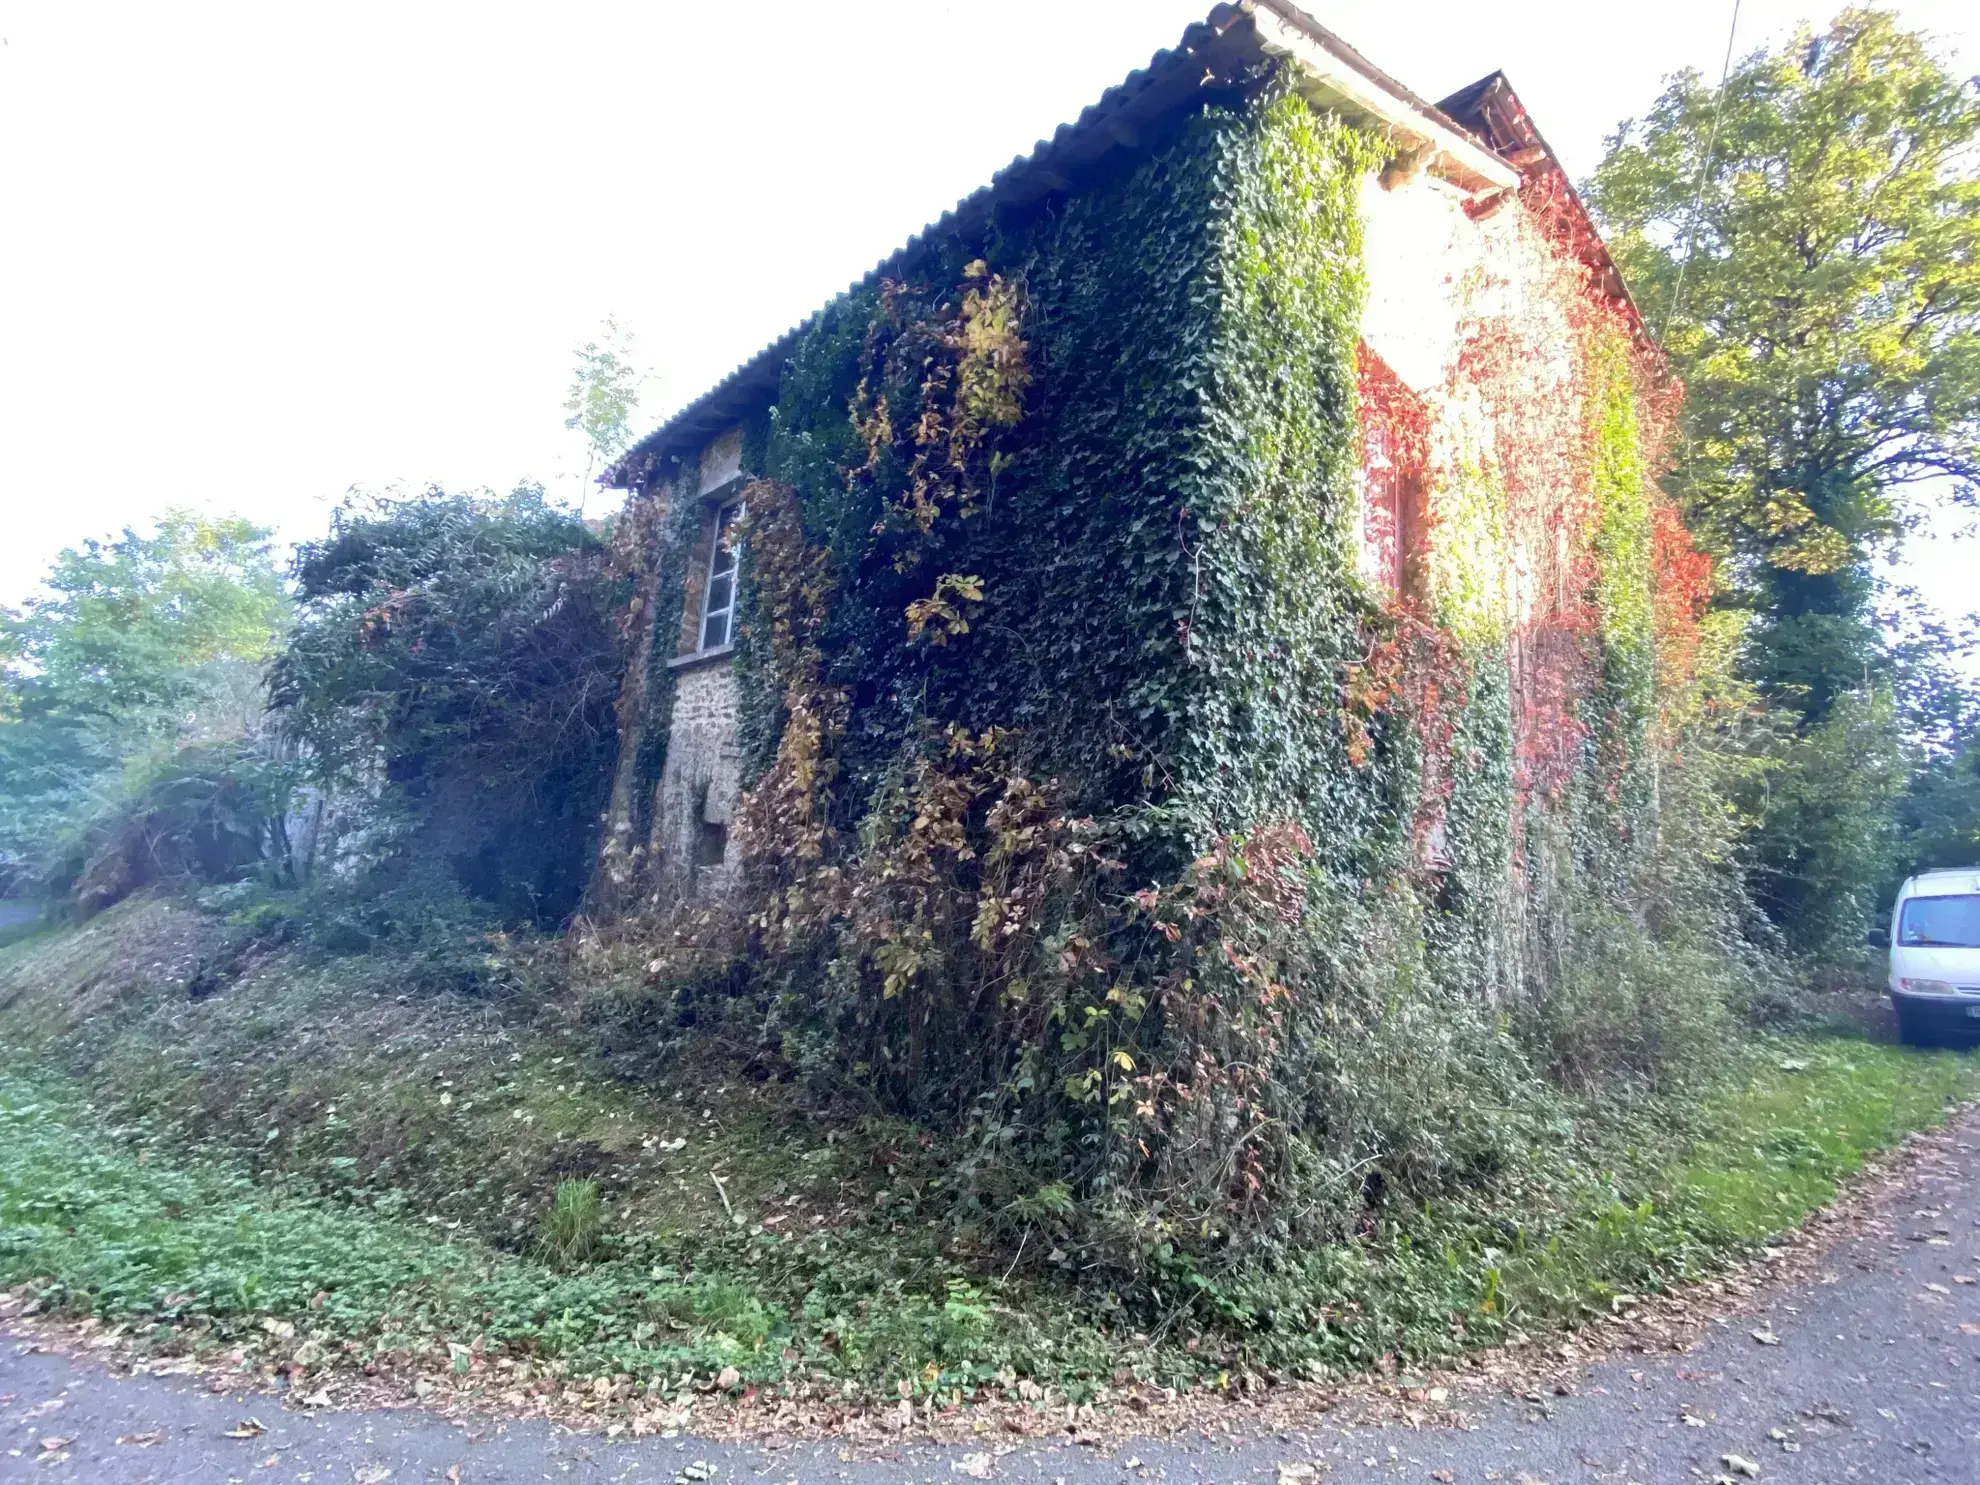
(1249, 1, 1517, 193)
(607, 1, 1522, 489)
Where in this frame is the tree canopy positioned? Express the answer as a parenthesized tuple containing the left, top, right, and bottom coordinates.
(0, 514, 290, 881)
(1588, 8, 1980, 717)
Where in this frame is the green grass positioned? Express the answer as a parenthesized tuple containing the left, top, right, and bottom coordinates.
(0, 1074, 1115, 1395)
(1672, 1037, 1974, 1238)
(537, 1178, 605, 1268)
(1149, 1033, 1979, 1379)
(3, 1033, 1970, 1401)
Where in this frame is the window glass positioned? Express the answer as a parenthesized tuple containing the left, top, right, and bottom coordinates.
(1898, 895, 1980, 948)
(698, 503, 741, 651)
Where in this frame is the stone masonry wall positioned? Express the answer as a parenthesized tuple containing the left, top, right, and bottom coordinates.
(649, 657, 742, 905)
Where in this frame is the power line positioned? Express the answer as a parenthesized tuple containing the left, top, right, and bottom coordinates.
(1659, 0, 1744, 342)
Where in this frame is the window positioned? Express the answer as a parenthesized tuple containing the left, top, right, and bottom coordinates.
(1354, 347, 1427, 600)
(694, 819, 729, 869)
(1899, 895, 1980, 949)
(698, 502, 742, 650)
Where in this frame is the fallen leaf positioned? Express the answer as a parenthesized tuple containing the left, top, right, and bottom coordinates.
(1429, 1473, 1456, 1483)
(715, 1365, 741, 1390)
(1750, 1328, 1780, 1346)
(224, 1418, 267, 1439)
(446, 1466, 463, 1485)
(1724, 1455, 1761, 1478)
(355, 1468, 393, 1485)
(300, 1389, 333, 1408)
(1924, 1283, 1951, 1295)
(37, 1436, 74, 1453)
(117, 1431, 164, 1447)
(953, 1454, 995, 1479)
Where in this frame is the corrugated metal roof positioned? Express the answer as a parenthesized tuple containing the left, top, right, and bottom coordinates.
(607, 0, 1512, 490)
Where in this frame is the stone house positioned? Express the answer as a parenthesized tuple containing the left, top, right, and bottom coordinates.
(587, 0, 1698, 974)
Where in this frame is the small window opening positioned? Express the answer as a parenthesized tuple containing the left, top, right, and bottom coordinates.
(1355, 346, 1429, 602)
(698, 501, 742, 650)
(694, 819, 729, 869)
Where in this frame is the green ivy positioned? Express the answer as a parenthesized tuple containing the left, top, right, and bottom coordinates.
(748, 74, 1402, 883)
(1585, 331, 1659, 837)
(650, 60, 1744, 1280)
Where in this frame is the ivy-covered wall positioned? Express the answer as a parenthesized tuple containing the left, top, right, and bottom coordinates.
(749, 79, 1403, 881)
(604, 61, 1717, 1266)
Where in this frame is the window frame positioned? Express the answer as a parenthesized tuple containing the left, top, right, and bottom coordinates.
(1899, 894, 1980, 949)
(696, 499, 744, 652)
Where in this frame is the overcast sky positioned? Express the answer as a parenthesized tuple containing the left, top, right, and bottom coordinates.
(1, 0, 1972, 624)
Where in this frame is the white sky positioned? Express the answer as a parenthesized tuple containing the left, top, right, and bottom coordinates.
(1, 0, 1972, 622)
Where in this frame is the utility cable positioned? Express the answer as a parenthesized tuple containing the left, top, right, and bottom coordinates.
(1659, 0, 1744, 342)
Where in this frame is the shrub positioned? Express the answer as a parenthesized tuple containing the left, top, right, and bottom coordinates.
(1523, 905, 1734, 1093)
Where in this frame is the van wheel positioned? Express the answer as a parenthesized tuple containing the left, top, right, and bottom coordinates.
(1895, 1000, 1937, 1048)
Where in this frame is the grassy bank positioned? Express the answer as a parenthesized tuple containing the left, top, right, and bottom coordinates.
(1, 899, 1973, 1406)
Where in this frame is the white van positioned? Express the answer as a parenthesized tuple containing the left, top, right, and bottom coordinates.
(1874, 866, 1980, 1045)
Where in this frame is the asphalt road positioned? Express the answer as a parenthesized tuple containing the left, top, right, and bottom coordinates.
(7, 1115, 1980, 1485)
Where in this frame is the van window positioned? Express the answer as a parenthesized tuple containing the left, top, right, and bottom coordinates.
(1899, 895, 1980, 948)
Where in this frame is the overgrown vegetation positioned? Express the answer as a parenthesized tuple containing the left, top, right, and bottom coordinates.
(0, 514, 291, 903)
(2, 901, 1970, 1402)
(273, 485, 625, 923)
(1, 11, 1975, 1424)
(607, 70, 1767, 1306)
(0, 487, 629, 932)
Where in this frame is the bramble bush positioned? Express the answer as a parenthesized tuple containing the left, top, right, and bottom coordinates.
(271, 485, 627, 925)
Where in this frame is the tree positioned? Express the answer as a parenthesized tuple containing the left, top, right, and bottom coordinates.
(563, 318, 646, 513)
(1885, 599, 1980, 886)
(0, 514, 291, 880)
(1588, 10, 1980, 720)
(1739, 688, 1909, 956)
(3, 513, 288, 723)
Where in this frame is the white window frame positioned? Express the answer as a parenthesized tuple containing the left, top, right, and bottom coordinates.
(697, 500, 743, 651)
